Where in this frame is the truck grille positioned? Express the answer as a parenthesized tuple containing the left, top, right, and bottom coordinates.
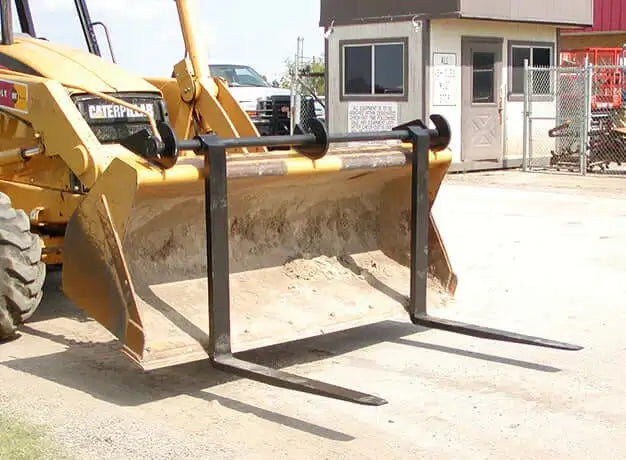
(256, 95, 291, 135)
(72, 93, 169, 144)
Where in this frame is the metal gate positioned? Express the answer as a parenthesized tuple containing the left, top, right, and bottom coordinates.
(523, 62, 626, 175)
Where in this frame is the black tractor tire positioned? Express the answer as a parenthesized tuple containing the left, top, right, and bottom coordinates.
(0, 192, 45, 340)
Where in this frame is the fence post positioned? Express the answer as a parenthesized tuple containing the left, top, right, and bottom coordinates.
(581, 60, 592, 175)
(522, 58, 529, 171)
(294, 37, 304, 129)
(289, 47, 297, 135)
(289, 37, 304, 135)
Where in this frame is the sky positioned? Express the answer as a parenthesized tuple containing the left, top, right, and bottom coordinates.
(26, 0, 326, 81)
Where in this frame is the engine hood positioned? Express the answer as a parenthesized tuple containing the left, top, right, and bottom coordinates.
(0, 35, 158, 94)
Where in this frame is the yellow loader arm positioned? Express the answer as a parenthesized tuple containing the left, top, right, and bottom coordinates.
(146, 0, 264, 153)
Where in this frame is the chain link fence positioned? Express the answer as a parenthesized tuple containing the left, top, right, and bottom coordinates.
(524, 63, 626, 175)
(586, 65, 626, 174)
(293, 93, 325, 134)
(287, 37, 326, 134)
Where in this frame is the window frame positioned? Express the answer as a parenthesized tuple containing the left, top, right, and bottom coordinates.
(507, 40, 555, 102)
(339, 37, 409, 102)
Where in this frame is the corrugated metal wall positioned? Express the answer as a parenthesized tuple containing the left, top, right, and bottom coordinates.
(562, 0, 626, 33)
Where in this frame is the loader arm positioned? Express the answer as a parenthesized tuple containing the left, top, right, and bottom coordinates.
(0, 71, 107, 188)
(146, 0, 265, 154)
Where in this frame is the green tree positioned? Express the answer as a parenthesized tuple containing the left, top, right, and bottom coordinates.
(280, 55, 325, 96)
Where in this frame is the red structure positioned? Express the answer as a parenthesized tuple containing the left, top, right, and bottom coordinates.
(561, 0, 626, 34)
(560, 47, 625, 66)
(559, 47, 626, 110)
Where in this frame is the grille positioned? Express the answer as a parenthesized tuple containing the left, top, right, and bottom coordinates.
(256, 95, 291, 135)
(72, 92, 169, 144)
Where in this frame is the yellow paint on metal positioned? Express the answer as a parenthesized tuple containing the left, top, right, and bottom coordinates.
(285, 155, 343, 174)
(68, 145, 89, 176)
(0, 155, 70, 192)
(175, 0, 211, 86)
(40, 235, 64, 265)
(172, 59, 199, 104)
(214, 78, 265, 152)
(427, 149, 453, 203)
(195, 83, 248, 152)
(144, 77, 196, 148)
(0, 111, 36, 152)
(0, 74, 103, 187)
(0, 35, 157, 93)
(62, 158, 145, 357)
(0, 180, 81, 225)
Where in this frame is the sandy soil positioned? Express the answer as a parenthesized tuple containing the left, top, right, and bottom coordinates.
(1, 170, 625, 459)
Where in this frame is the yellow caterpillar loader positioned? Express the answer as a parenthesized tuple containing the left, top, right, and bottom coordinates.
(0, 0, 581, 405)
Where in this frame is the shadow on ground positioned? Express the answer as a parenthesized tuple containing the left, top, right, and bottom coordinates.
(1, 270, 561, 441)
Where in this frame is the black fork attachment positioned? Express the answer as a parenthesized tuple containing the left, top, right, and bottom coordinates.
(153, 116, 582, 406)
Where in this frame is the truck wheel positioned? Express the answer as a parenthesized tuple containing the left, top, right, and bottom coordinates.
(0, 192, 45, 340)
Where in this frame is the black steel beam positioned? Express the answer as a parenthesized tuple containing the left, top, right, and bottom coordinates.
(73, 0, 101, 56)
(15, 0, 35, 37)
(203, 135, 387, 405)
(408, 125, 430, 317)
(90, 21, 116, 63)
(409, 315, 582, 350)
(1, 0, 13, 45)
(400, 124, 582, 351)
(148, 116, 450, 166)
(180, 119, 446, 156)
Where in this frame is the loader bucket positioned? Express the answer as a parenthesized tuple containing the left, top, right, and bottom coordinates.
(61, 138, 456, 371)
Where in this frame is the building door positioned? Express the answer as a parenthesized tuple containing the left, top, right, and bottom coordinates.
(461, 38, 503, 161)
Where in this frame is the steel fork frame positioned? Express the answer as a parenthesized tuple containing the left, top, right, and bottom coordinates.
(203, 141, 387, 406)
(201, 124, 581, 407)
(403, 127, 582, 352)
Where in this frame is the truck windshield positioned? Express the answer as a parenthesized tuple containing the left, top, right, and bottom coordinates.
(209, 65, 270, 87)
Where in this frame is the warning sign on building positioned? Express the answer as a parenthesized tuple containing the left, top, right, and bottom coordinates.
(0, 79, 28, 114)
(347, 101, 400, 147)
(432, 53, 457, 106)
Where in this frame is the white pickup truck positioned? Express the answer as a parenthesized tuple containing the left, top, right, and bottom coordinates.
(208, 63, 325, 136)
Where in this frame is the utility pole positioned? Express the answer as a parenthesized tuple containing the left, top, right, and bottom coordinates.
(290, 37, 304, 134)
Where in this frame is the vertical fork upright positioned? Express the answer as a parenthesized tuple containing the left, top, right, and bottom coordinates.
(202, 135, 387, 405)
(405, 127, 582, 351)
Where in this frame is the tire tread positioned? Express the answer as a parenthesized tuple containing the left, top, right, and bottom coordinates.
(0, 192, 45, 339)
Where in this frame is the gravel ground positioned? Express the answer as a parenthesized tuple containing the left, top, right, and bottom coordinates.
(1, 170, 625, 459)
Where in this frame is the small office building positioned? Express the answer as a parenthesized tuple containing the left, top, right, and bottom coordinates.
(319, 0, 593, 170)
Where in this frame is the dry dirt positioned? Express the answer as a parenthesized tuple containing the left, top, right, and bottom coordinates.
(1, 170, 625, 459)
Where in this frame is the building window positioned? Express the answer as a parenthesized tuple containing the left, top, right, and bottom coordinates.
(508, 41, 554, 100)
(341, 39, 408, 100)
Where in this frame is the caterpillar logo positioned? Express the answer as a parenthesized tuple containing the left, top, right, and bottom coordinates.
(87, 103, 155, 120)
